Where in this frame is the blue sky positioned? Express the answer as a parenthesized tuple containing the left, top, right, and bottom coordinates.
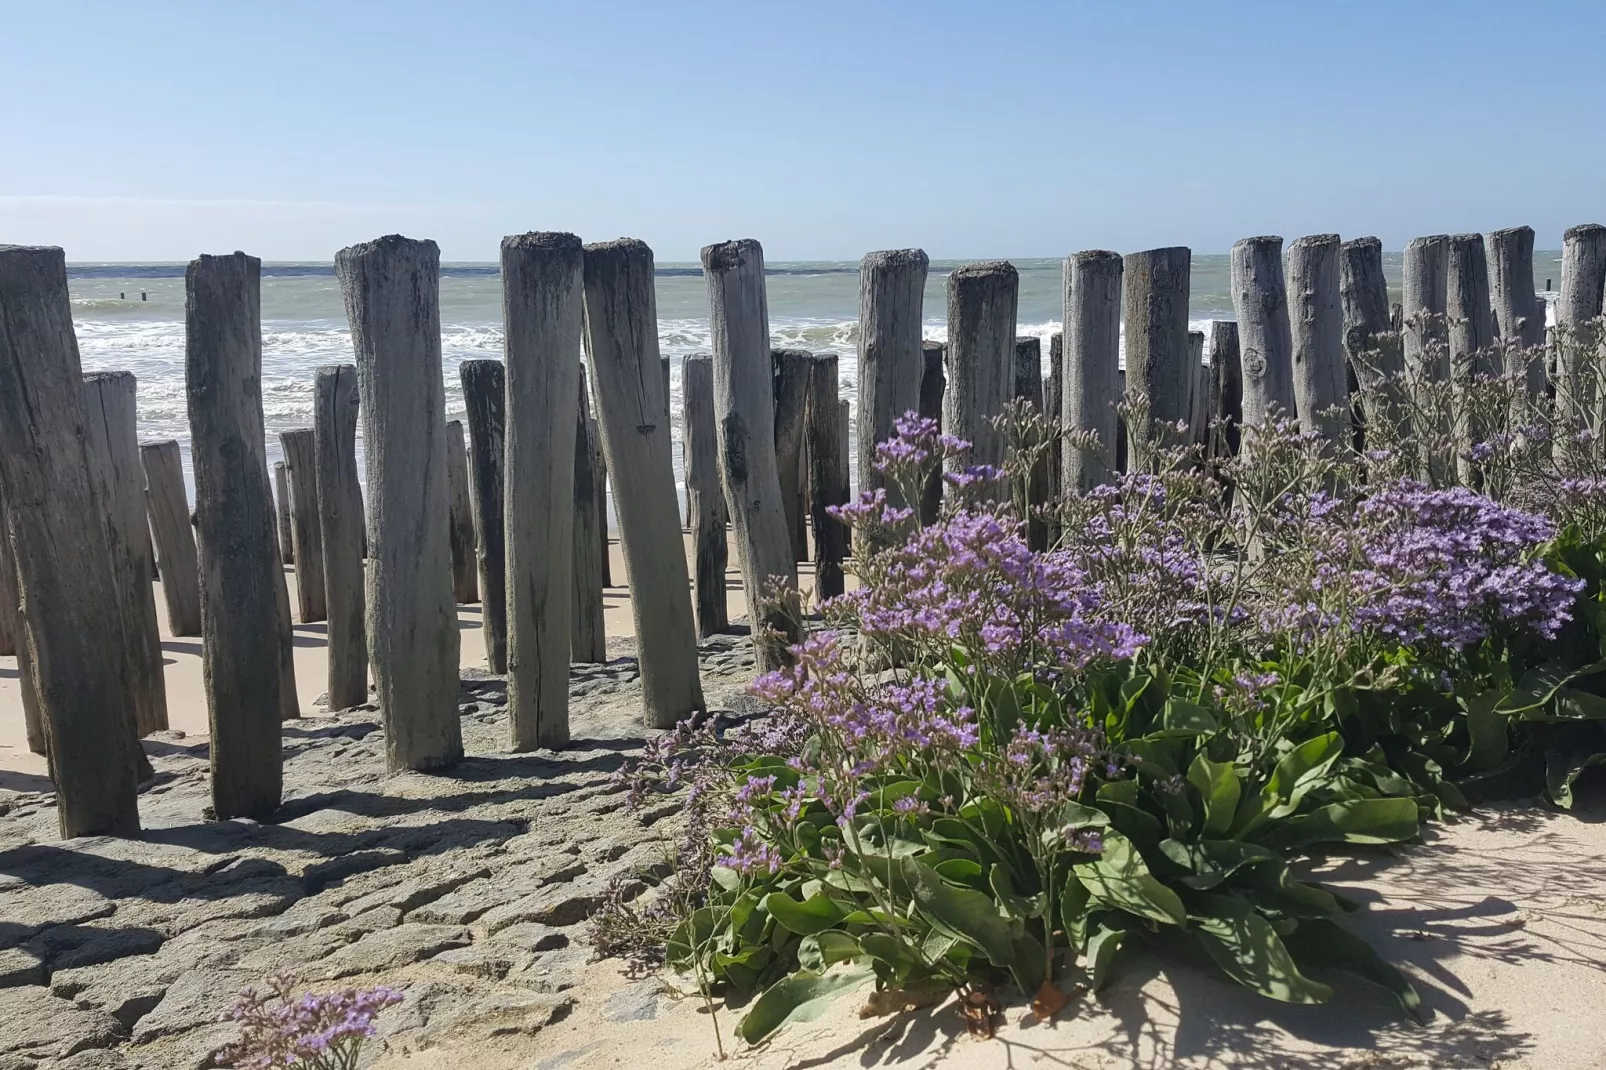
(2, 1, 1599, 261)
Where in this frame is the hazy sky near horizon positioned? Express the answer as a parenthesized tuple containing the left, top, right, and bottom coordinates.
(3, 0, 1601, 262)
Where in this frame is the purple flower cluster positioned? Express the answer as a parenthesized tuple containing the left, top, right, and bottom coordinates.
(221, 974, 402, 1069)
(974, 723, 1114, 815)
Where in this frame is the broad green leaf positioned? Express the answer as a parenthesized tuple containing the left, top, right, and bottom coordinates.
(1190, 894, 1333, 1004)
(1085, 923, 1127, 992)
(1060, 872, 1091, 948)
(858, 932, 922, 972)
(1159, 838, 1276, 890)
(1551, 688, 1606, 721)
(1146, 699, 1217, 739)
(1008, 926, 1048, 994)
(989, 865, 1044, 920)
(1265, 732, 1344, 818)
(1073, 829, 1186, 926)
(1545, 748, 1606, 809)
(1188, 753, 1241, 837)
(666, 906, 719, 966)
(1234, 860, 1344, 916)
(1461, 690, 1510, 771)
(764, 891, 848, 936)
(933, 857, 986, 885)
(797, 930, 862, 973)
(1283, 918, 1426, 1022)
(900, 856, 1016, 966)
(1259, 797, 1419, 850)
(736, 963, 876, 1044)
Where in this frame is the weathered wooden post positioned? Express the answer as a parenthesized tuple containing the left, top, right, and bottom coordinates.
(838, 399, 852, 499)
(682, 353, 728, 635)
(141, 440, 202, 636)
(82, 371, 168, 737)
(918, 339, 946, 523)
(1013, 336, 1048, 548)
(1207, 321, 1243, 460)
(772, 347, 812, 561)
(1286, 234, 1351, 445)
(1340, 236, 1406, 441)
(858, 250, 928, 500)
(1487, 225, 1546, 397)
(572, 366, 607, 663)
(501, 234, 583, 748)
(806, 353, 849, 601)
(0, 530, 15, 658)
(1230, 237, 1295, 428)
(0, 522, 46, 755)
(186, 251, 287, 820)
(1186, 331, 1209, 448)
(337, 235, 462, 772)
(584, 237, 705, 725)
(273, 461, 294, 564)
(279, 429, 327, 623)
(313, 364, 368, 710)
(445, 420, 479, 604)
(1124, 247, 1192, 459)
(459, 359, 507, 672)
(1558, 223, 1606, 426)
(945, 261, 1019, 484)
(1402, 234, 1451, 383)
(1062, 250, 1122, 490)
(1447, 234, 1496, 482)
(1046, 332, 1063, 512)
(702, 239, 800, 669)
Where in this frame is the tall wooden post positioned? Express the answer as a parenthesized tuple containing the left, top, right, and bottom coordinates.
(1013, 336, 1048, 548)
(806, 353, 848, 601)
(1447, 233, 1495, 482)
(82, 371, 167, 737)
(944, 262, 1019, 481)
(279, 429, 326, 623)
(1230, 237, 1295, 428)
(273, 461, 294, 564)
(1487, 225, 1545, 397)
(459, 359, 507, 673)
(1062, 251, 1122, 490)
(502, 233, 582, 749)
(1186, 331, 1209, 449)
(584, 238, 705, 726)
(337, 235, 462, 773)
(772, 347, 812, 561)
(1046, 332, 1063, 522)
(682, 353, 728, 635)
(1286, 234, 1351, 445)
(1558, 223, 1606, 428)
(1340, 237, 1405, 442)
(141, 440, 202, 636)
(702, 239, 800, 670)
(858, 250, 928, 501)
(1207, 321, 1242, 460)
(1402, 235, 1451, 383)
(186, 251, 287, 820)
(572, 366, 607, 663)
(445, 420, 479, 604)
(313, 364, 367, 711)
(918, 339, 945, 523)
(1125, 247, 1192, 459)
(0, 523, 45, 755)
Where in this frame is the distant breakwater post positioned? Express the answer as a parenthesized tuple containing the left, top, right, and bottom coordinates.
(2, 223, 1598, 841)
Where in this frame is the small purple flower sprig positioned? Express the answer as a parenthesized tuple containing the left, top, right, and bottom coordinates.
(219, 973, 402, 1070)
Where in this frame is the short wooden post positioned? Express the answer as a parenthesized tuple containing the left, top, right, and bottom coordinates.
(445, 420, 479, 604)
(502, 233, 582, 749)
(273, 461, 294, 564)
(313, 364, 368, 711)
(337, 235, 462, 773)
(918, 340, 946, 523)
(141, 440, 202, 636)
(682, 353, 729, 635)
(1013, 336, 1048, 548)
(1402, 235, 1451, 383)
(1340, 236, 1406, 441)
(1062, 250, 1122, 490)
(279, 429, 327, 623)
(772, 347, 812, 562)
(572, 365, 607, 663)
(1207, 321, 1242, 460)
(185, 251, 286, 821)
(584, 237, 705, 725)
(858, 250, 928, 501)
(1447, 234, 1495, 482)
(1230, 237, 1295, 428)
(702, 239, 800, 669)
(459, 358, 507, 672)
(1286, 234, 1351, 445)
(594, 397, 612, 589)
(0, 499, 47, 755)
(945, 261, 1019, 482)
(1558, 223, 1606, 426)
(82, 371, 168, 736)
(1124, 247, 1192, 459)
(838, 399, 852, 500)
(806, 353, 849, 601)
(1487, 225, 1546, 396)
(1046, 332, 1063, 519)
(1186, 331, 1209, 448)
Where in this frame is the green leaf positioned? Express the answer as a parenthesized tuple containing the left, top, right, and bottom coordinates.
(1085, 923, 1127, 992)
(1008, 926, 1048, 994)
(1258, 797, 1419, 850)
(1073, 829, 1186, 926)
(989, 865, 1044, 921)
(1283, 918, 1426, 1023)
(796, 930, 862, 973)
(1060, 872, 1091, 948)
(933, 857, 986, 885)
(900, 856, 1016, 966)
(1551, 688, 1606, 721)
(1159, 838, 1276, 890)
(1264, 732, 1344, 818)
(1147, 699, 1218, 739)
(1235, 860, 1346, 916)
(1190, 895, 1333, 1004)
(764, 891, 849, 936)
(1545, 748, 1606, 809)
(1461, 690, 1511, 771)
(736, 963, 876, 1044)
(1188, 753, 1241, 838)
(858, 932, 922, 973)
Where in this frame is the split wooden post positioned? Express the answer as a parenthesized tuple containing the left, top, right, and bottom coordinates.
(1186, 332, 1209, 448)
(806, 353, 849, 601)
(141, 440, 202, 635)
(279, 429, 327, 623)
(1286, 234, 1351, 445)
(1062, 250, 1122, 490)
(445, 420, 479, 604)
(682, 353, 728, 635)
(1230, 237, 1295, 429)
(186, 251, 288, 820)
(82, 371, 168, 736)
(1013, 336, 1048, 549)
(1340, 237, 1406, 443)
(0, 528, 15, 658)
(702, 238, 800, 670)
(337, 235, 462, 772)
(1486, 225, 1546, 397)
(0, 523, 45, 755)
(918, 340, 946, 523)
(1447, 234, 1496, 482)
(1402, 235, 1451, 383)
(858, 250, 929, 501)
(501, 233, 583, 749)
(584, 237, 705, 725)
(273, 462, 294, 564)
(1046, 332, 1063, 523)
(1207, 321, 1243, 460)
(1558, 223, 1606, 427)
(459, 359, 507, 672)
(1124, 247, 1192, 460)
(945, 262, 1020, 479)
(772, 347, 812, 561)
(313, 364, 367, 711)
(572, 365, 607, 663)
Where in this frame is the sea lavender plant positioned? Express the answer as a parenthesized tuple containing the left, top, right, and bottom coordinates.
(219, 974, 402, 1070)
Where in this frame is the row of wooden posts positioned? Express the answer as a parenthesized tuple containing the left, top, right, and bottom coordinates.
(4, 223, 1606, 839)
